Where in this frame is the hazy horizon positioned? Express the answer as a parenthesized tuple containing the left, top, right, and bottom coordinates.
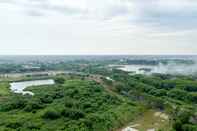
(1, 0, 197, 55)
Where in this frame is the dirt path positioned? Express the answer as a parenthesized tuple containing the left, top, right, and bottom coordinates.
(119, 110, 170, 131)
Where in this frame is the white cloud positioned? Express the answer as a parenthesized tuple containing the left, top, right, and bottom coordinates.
(0, 0, 135, 19)
(156, 0, 197, 11)
(0, 0, 197, 55)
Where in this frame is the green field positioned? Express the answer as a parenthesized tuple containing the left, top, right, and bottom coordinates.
(0, 82, 10, 96)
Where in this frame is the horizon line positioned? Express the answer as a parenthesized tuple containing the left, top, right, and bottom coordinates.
(0, 54, 197, 56)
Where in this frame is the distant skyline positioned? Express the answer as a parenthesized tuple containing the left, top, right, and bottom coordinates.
(0, 0, 197, 55)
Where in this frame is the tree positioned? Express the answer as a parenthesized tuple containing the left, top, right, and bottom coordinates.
(42, 108, 61, 120)
(54, 77, 65, 84)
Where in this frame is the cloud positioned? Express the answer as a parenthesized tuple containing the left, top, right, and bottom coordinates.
(0, 0, 197, 55)
(0, 0, 134, 19)
(2, 0, 197, 30)
(133, 0, 197, 30)
(0, 0, 86, 17)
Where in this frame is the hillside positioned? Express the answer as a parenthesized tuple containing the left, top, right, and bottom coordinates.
(0, 78, 141, 131)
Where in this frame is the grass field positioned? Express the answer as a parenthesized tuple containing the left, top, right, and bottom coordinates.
(0, 82, 10, 96)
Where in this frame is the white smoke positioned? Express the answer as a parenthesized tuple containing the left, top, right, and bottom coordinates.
(118, 60, 197, 75)
(152, 61, 197, 75)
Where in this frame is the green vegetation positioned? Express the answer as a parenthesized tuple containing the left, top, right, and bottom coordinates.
(54, 77, 65, 84)
(0, 56, 196, 131)
(128, 110, 170, 131)
(0, 78, 141, 131)
(1, 71, 197, 131)
(0, 82, 10, 96)
(107, 70, 197, 131)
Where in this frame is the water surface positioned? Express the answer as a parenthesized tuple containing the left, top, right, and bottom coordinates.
(10, 79, 55, 95)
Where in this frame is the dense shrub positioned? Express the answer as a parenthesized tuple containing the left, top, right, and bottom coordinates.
(114, 83, 127, 92)
(53, 91, 64, 99)
(167, 89, 189, 101)
(172, 109, 196, 131)
(42, 109, 61, 120)
(6, 121, 22, 129)
(161, 81, 176, 90)
(189, 93, 197, 103)
(184, 85, 197, 92)
(24, 99, 45, 112)
(61, 108, 85, 120)
(54, 77, 65, 84)
(0, 95, 27, 111)
(23, 122, 41, 130)
(182, 124, 197, 131)
(173, 120, 182, 131)
(64, 98, 81, 109)
(65, 89, 79, 98)
(39, 94, 53, 104)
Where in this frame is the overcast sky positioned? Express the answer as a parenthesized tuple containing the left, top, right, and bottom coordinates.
(0, 0, 197, 55)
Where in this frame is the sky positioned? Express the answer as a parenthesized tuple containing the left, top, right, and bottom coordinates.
(0, 0, 197, 55)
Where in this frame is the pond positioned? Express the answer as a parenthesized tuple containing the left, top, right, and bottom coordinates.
(10, 79, 55, 95)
